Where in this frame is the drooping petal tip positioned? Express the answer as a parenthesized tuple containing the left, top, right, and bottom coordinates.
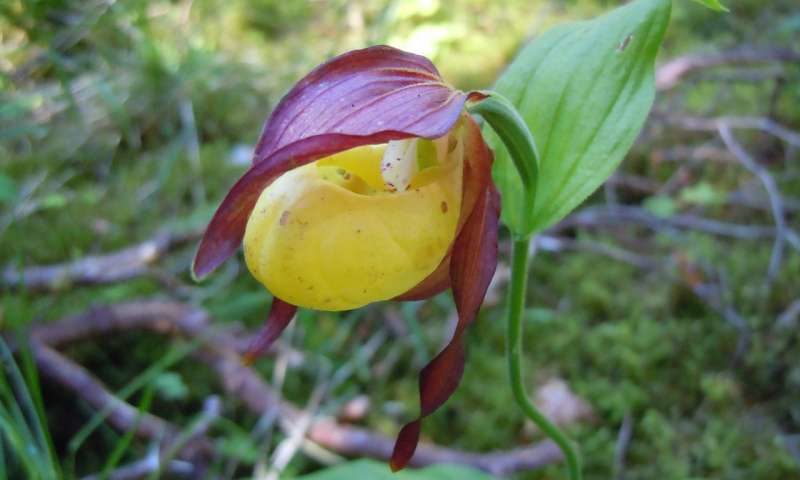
(390, 115, 500, 471)
(390, 420, 421, 472)
(242, 298, 298, 364)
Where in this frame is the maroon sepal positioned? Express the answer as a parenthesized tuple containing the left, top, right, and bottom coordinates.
(390, 183, 501, 470)
(192, 46, 467, 280)
(242, 297, 298, 365)
(390, 420, 421, 471)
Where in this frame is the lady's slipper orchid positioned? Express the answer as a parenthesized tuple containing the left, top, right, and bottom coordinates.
(192, 45, 499, 470)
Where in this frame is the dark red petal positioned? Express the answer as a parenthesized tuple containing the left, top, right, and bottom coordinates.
(450, 184, 501, 323)
(458, 114, 494, 231)
(193, 46, 467, 279)
(254, 46, 453, 161)
(242, 297, 298, 365)
(390, 182, 501, 470)
(390, 420, 421, 472)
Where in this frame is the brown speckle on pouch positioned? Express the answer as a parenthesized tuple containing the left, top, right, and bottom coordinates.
(279, 210, 290, 226)
(440, 201, 448, 213)
(448, 137, 457, 152)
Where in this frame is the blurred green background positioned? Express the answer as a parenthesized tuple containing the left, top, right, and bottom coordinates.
(1, 0, 799, 478)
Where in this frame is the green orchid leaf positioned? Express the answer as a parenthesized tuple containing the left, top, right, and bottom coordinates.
(487, 0, 671, 236)
(691, 0, 729, 12)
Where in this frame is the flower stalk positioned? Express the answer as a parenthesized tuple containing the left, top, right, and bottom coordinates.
(471, 91, 582, 480)
(509, 236, 582, 480)
(468, 91, 537, 228)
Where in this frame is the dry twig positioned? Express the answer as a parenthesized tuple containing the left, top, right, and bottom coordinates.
(32, 342, 180, 442)
(612, 413, 634, 480)
(29, 300, 566, 476)
(656, 47, 800, 91)
(2, 230, 198, 291)
(82, 456, 196, 480)
(659, 114, 800, 148)
(555, 205, 775, 240)
(776, 300, 800, 331)
(718, 123, 788, 283)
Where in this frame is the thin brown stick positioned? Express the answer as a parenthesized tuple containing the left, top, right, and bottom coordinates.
(536, 235, 660, 270)
(160, 321, 566, 475)
(29, 300, 294, 359)
(651, 144, 737, 164)
(33, 343, 215, 472)
(612, 413, 634, 480)
(776, 300, 800, 331)
(606, 173, 661, 194)
(2, 230, 198, 291)
(554, 205, 775, 240)
(82, 457, 196, 480)
(718, 123, 787, 283)
(657, 114, 800, 147)
(31, 342, 178, 442)
(656, 47, 800, 91)
(305, 420, 563, 476)
(31, 300, 564, 475)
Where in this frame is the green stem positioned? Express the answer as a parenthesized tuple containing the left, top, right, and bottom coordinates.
(470, 89, 581, 478)
(508, 236, 582, 480)
(467, 91, 538, 226)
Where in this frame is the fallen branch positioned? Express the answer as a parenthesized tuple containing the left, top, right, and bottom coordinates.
(657, 114, 800, 148)
(82, 455, 196, 480)
(718, 123, 787, 283)
(30, 300, 565, 476)
(2, 230, 198, 291)
(656, 47, 800, 91)
(305, 421, 563, 476)
(776, 300, 800, 331)
(651, 144, 736, 164)
(606, 173, 661, 194)
(29, 300, 298, 360)
(612, 413, 634, 480)
(205, 341, 564, 475)
(728, 188, 800, 214)
(554, 205, 775, 240)
(31, 301, 235, 350)
(32, 342, 178, 443)
(536, 235, 660, 270)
